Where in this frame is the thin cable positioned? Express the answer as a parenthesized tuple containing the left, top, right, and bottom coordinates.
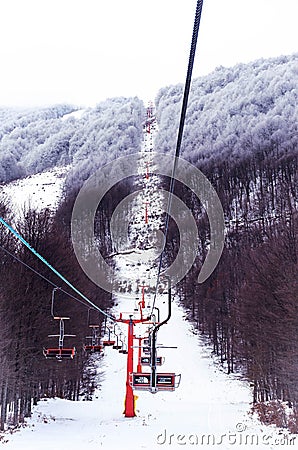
(0, 244, 94, 310)
(151, 0, 204, 313)
(0, 218, 116, 321)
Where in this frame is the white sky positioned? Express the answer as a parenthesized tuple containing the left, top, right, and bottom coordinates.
(0, 0, 297, 107)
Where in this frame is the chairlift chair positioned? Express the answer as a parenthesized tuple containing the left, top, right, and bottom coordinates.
(84, 344, 102, 353)
(115, 332, 124, 352)
(44, 347, 76, 359)
(112, 332, 122, 350)
(43, 317, 76, 361)
(140, 356, 164, 366)
(130, 372, 181, 392)
(102, 327, 116, 347)
(102, 340, 116, 347)
(118, 335, 128, 354)
(84, 324, 103, 354)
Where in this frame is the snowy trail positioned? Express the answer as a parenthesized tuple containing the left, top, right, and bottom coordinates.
(3, 109, 295, 450)
(4, 298, 289, 450)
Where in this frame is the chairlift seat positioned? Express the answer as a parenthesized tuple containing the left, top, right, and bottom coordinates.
(43, 347, 76, 360)
(130, 372, 180, 391)
(84, 345, 102, 353)
(113, 345, 122, 350)
(102, 340, 116, 347)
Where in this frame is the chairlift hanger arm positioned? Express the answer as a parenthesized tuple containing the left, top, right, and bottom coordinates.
(151, 276, 172, 389)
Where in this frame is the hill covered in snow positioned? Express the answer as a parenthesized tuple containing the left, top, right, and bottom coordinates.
(154, 53, 298, 424)
(155, 53, 297, 168)
(0, 97, 144, 189)
(0, 54, 297, 437)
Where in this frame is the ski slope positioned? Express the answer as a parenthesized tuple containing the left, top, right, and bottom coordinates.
(2, 110, 296, 450)
(0, 166, 69, 218)
(3, 299, 293, 450)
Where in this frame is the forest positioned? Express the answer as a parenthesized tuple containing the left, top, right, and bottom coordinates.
(156, 53, 298, 427)
(0, 53, 297, 430)
(0, 96, 144, 188)
(0, 96, 144, 429)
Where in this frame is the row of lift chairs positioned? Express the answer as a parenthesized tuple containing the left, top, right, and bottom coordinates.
(42, 316, 127, 359)
(43, 290, 181, 393)
(42, 289, 107, 360)
(43, 319, 180, 392)
(130, 334, 181, 393)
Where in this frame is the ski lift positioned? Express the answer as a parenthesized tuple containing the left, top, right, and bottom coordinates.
(130, 372, 181, 392)
(43, 288, 76, 361)
(43, 317, 76, 360)
(134, 297, 140, 312)
(83, 310, 103, 354)
(142, 333, 152, 354)
(113, 343, 122, 350)
(102, 327, 116, 347)
(141, 356, 164, 366)
(112, 328, 122, 350)
(118, 333, 128, 354)
(84, 325, 103, 354)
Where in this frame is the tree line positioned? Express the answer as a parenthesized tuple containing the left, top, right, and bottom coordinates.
(0, 97, 144, 186)
(156, 54, 298, 428)
(0, 94, 143, 431)
(0, 175, 136, 429)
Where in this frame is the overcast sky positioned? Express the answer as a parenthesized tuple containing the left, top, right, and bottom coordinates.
(0, 0, 297, 107)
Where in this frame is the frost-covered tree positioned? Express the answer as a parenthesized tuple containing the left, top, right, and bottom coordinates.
(155, 53, 298, 168)
(0, 97, 144, 186)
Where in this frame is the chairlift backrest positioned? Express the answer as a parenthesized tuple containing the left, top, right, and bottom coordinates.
(130, 372, 180, 392)
(83, 344, 102, 354)
(140, 356, 163, 366)
(44, 316, 76, 360)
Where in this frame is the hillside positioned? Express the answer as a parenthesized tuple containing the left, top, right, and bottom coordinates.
(1, 102, 295, 450)
(155, 53, 298, 169)
(0, 97, 144, 188)
(0, 53, 297, 438)
(154, 53, 298, 422)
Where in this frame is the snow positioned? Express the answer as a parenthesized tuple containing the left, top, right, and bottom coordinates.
(61, 109, 87, 121)
(4, 299, 294, 450)
(1, 107, 296, 449)
(0, 166, 69, 218)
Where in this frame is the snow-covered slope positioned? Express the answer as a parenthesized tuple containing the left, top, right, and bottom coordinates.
(6, 299, 287, 450)
(2, 108, 296, 450)
(0, 166, 68, 217)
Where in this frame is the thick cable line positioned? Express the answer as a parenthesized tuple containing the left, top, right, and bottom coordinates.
(0, 218, 115, 321)
(151, 0, 204, 314)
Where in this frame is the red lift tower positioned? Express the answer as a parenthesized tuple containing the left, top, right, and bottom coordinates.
(144, 201, 150, 224)
(138, 283, 149, 308)
(118, 314, 150, 417)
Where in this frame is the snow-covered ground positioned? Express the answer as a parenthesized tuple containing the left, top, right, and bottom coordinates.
(3, 298, 295, 450)
(1, 110, 296, 449)
(61, 108, 87, 121)
(0, 166, 69, 217)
